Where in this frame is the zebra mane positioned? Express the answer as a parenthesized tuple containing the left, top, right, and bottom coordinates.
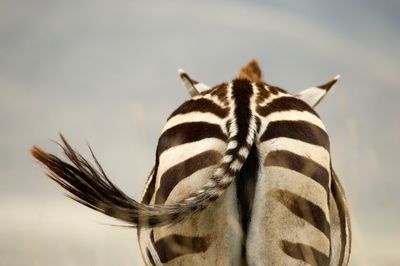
(238, 59, 263, 83)
(178, 59, 264, 97)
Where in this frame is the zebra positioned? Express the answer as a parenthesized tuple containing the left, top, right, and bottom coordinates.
(31, 59, 351, 265)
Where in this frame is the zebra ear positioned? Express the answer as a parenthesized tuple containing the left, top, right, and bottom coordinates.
(295, 75, 340, 108)
(178, 69, 210, 97)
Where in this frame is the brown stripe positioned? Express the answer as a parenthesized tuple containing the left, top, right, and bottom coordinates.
(237, 154, 246, 163)
(260, 120, 330, 151)
(155, 150, 222, 204)
(264, 150, 329, 191)
(154, 234, 212, 263)
(257, 96, 319, 117)
(255, 82, 270, 103)
(267, 85, 287, 95)
(255, 116, 261, 132)
(271, 189, 330, 239)
(157, 122, 227, 156)
(280, 240, 329, 266)
(168, 98, 229, 120)
(210, 83, 229, 105)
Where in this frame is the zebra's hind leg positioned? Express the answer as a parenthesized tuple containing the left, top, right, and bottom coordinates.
(329, 170, 351, 266)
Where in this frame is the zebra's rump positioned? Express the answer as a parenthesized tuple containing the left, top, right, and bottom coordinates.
(140, 144, 261, 266)
(140, 79, 335, 265)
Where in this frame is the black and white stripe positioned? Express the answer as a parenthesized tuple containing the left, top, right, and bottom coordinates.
(32, 61, 350, 265)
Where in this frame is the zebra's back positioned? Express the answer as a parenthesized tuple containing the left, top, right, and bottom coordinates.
(139, 80, 334, 265)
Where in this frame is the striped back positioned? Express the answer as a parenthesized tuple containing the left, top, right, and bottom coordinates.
(238, 59, 263, 83)
(139, 76, 336, 265)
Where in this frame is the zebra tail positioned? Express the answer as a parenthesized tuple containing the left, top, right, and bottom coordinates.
(170, 112, 260, 222)
(31, 125, 257, 228)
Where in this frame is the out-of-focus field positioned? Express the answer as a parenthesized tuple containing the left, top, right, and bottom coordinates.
(1, 0, 399, 265)
(0, 197, 143, 266)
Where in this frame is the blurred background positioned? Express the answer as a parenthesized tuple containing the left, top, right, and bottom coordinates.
(1, 0, 399, 265)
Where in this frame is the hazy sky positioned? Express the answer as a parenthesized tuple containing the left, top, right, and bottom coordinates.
(1, 0, 399, 265)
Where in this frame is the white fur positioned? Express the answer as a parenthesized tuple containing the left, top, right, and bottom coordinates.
(230, 160, 242, 171)
(227, 141, 238, 150)
(163, 112, 225, 134)
(195, 83, 211, 92)
(296, 86, 327, 107)
(262, 166, 330, 214)
(259, 137, 330, 168)
(266, 109, 326, 131)
(238, 147, 249, 158)
(247, 165, 330, 265)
